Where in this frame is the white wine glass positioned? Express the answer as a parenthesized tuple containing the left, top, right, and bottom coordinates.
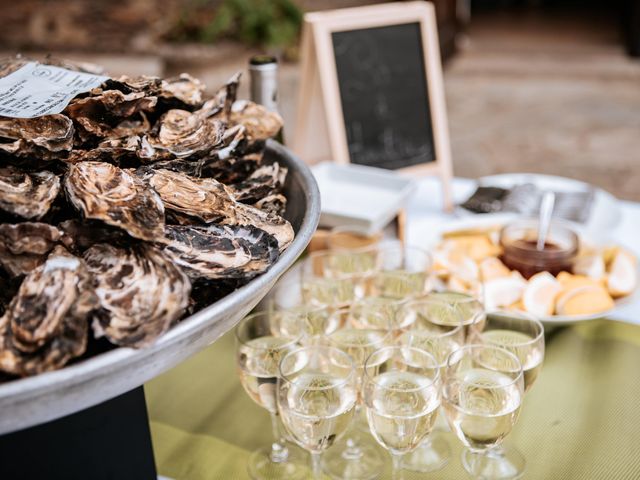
(442, 344, 525, 480)
(466, 310, 545, 476)
(235, 311, 308, 480)
(301, 250, 378, 308)
(322, 308, 392, 480)
(363, 346, 441, 480)
(428, 290, 486, 340)
(276, 304, 340, 345)
(278, 346, 358, 479)
(366, 244, 432, 299)
(396, 297, 465, 473)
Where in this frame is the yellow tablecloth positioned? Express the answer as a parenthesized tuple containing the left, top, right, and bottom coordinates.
(146, 320, 640, 479)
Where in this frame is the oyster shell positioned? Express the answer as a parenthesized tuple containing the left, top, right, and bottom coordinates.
(0, 223, 69, 277)
(254, 193, 287, 216)
(84, 243, 191, 348)
(139, 110, 224, 161)
(161, 74, 206, 107)
(229, 100, 283, 141)
(65, 161, 165, 241)
(140, 168, 293, 249)
(65, 136, 141, 164)
(0, 167, 60, 220)
(0, 114, 74, 153)
(163, 224, 279, 280)
(66, 91, 157, 141)
(0, 246, 95, 376)
(231, 162, 287, 204)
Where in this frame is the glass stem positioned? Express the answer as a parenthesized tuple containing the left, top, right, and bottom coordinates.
(269, 411, 289, 463)
(342, 404, 363, 460)
(311, 452, 323, 479)
(391, 453, 405, 480)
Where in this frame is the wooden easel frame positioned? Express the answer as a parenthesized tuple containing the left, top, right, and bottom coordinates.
(293, 1, 453, 211)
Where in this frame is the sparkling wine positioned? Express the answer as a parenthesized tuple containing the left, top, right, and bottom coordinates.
(237, 336, 296, 412)
(366, 371, 440, 453)
(444, 369, 521, 451)
(279, 373, 357, 453)
(481, 329, 543, 391)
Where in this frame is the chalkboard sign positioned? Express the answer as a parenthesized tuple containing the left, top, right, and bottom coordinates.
(332, 23, 436, 170)
(293, 1, 453, 209)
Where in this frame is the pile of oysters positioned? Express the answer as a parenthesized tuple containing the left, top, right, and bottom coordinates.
(0, 58, 293, 378)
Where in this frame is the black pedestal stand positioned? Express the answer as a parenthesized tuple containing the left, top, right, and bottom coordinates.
(0, 386, 157, 480)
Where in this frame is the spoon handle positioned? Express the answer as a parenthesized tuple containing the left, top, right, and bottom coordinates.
(537, 191, 556, 251)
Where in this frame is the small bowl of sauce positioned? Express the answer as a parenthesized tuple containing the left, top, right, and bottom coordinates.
(499, 219, 579, 279)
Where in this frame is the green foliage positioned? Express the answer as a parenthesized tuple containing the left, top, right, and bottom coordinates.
(199, 0, 303, 49)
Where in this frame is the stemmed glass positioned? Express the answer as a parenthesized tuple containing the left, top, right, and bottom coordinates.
(429, 290, 486, 340)
(396, 297, 465, 473)
(235, 311, 308, 480)
(322, 308, 392, 480)
(277, 305, 340, 344)
(366, 244, 432, 299)
(442, 344, 525, 480)
(466, 310, 545, 477)
(278, 346, 359, 479)
(301, 250, 378, 308)
(363, 346, 441, 480)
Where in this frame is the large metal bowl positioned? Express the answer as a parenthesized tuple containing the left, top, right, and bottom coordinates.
(0, 141, 320, 435)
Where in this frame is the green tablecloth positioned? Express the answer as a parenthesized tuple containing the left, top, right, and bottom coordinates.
(146, 320, 640, 479)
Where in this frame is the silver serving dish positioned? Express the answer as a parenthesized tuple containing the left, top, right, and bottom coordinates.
(0, 141, 320, 435)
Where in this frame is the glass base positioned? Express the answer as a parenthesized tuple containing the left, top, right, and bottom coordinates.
(248, 444, 310, 480)
(461, 444, 525, 480)
(322, 431, 386, 480)
(401, 430, 451, 473)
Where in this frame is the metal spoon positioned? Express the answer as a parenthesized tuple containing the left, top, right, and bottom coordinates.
(537, 191, 556, 251)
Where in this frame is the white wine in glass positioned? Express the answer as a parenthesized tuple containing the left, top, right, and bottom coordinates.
(396, 297, 464, 473)
(363, 346, 441, 480)
(442, 344, 525, 480)
(236, 311, 308, 480)
(278, 346, 358, 479)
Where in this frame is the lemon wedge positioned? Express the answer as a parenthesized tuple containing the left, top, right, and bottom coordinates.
(522, 272, 562, 316)
(606, 249, 638, 297)
(483, 271, 527, 311)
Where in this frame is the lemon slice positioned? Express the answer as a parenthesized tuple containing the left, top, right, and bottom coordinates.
(479, 257, 511, 282)
(555, 285, 614, 316)
(483, 272, 526, 311)
(522, 272, 561, 316)
(573, 254, 605, 280)
(606, 249, 638, 297)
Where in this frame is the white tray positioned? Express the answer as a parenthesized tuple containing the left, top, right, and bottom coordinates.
(312, 162, 416, 235)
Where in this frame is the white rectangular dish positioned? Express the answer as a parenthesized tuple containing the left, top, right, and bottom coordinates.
(311, 162, 416, 235)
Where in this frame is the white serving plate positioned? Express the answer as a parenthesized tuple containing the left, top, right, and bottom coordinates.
(458, 173, 622, 240)
(429, 213, 635, 325)
(312, 162, 416, 235)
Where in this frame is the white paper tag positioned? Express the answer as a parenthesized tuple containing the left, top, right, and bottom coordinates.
(0, 62, 109, 118)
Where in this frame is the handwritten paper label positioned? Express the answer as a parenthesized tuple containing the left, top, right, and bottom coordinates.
(0, 62, 108, 118)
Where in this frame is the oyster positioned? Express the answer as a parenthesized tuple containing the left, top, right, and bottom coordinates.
(0, 246, 95, 376)
(0, 223, 69, 277)
(229, 100, 283, 141)
(65, 161, 165, 241)
(66, 91, 157, 142)
(161, 74, 206, 107)
(231, 162, 287, 204)
(254, 193, 287, 216)
(0, 167, 60, 220)
(65, 136, 141, 164)
(140, 168, 293, 249)
(0, 114, 74, 153)
(84, 243, 191, 348)
(163, 224, 279, 280)
(139, 110, 224, 161)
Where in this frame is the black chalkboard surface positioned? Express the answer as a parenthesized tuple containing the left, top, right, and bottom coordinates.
(332, 23, 436, 170)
